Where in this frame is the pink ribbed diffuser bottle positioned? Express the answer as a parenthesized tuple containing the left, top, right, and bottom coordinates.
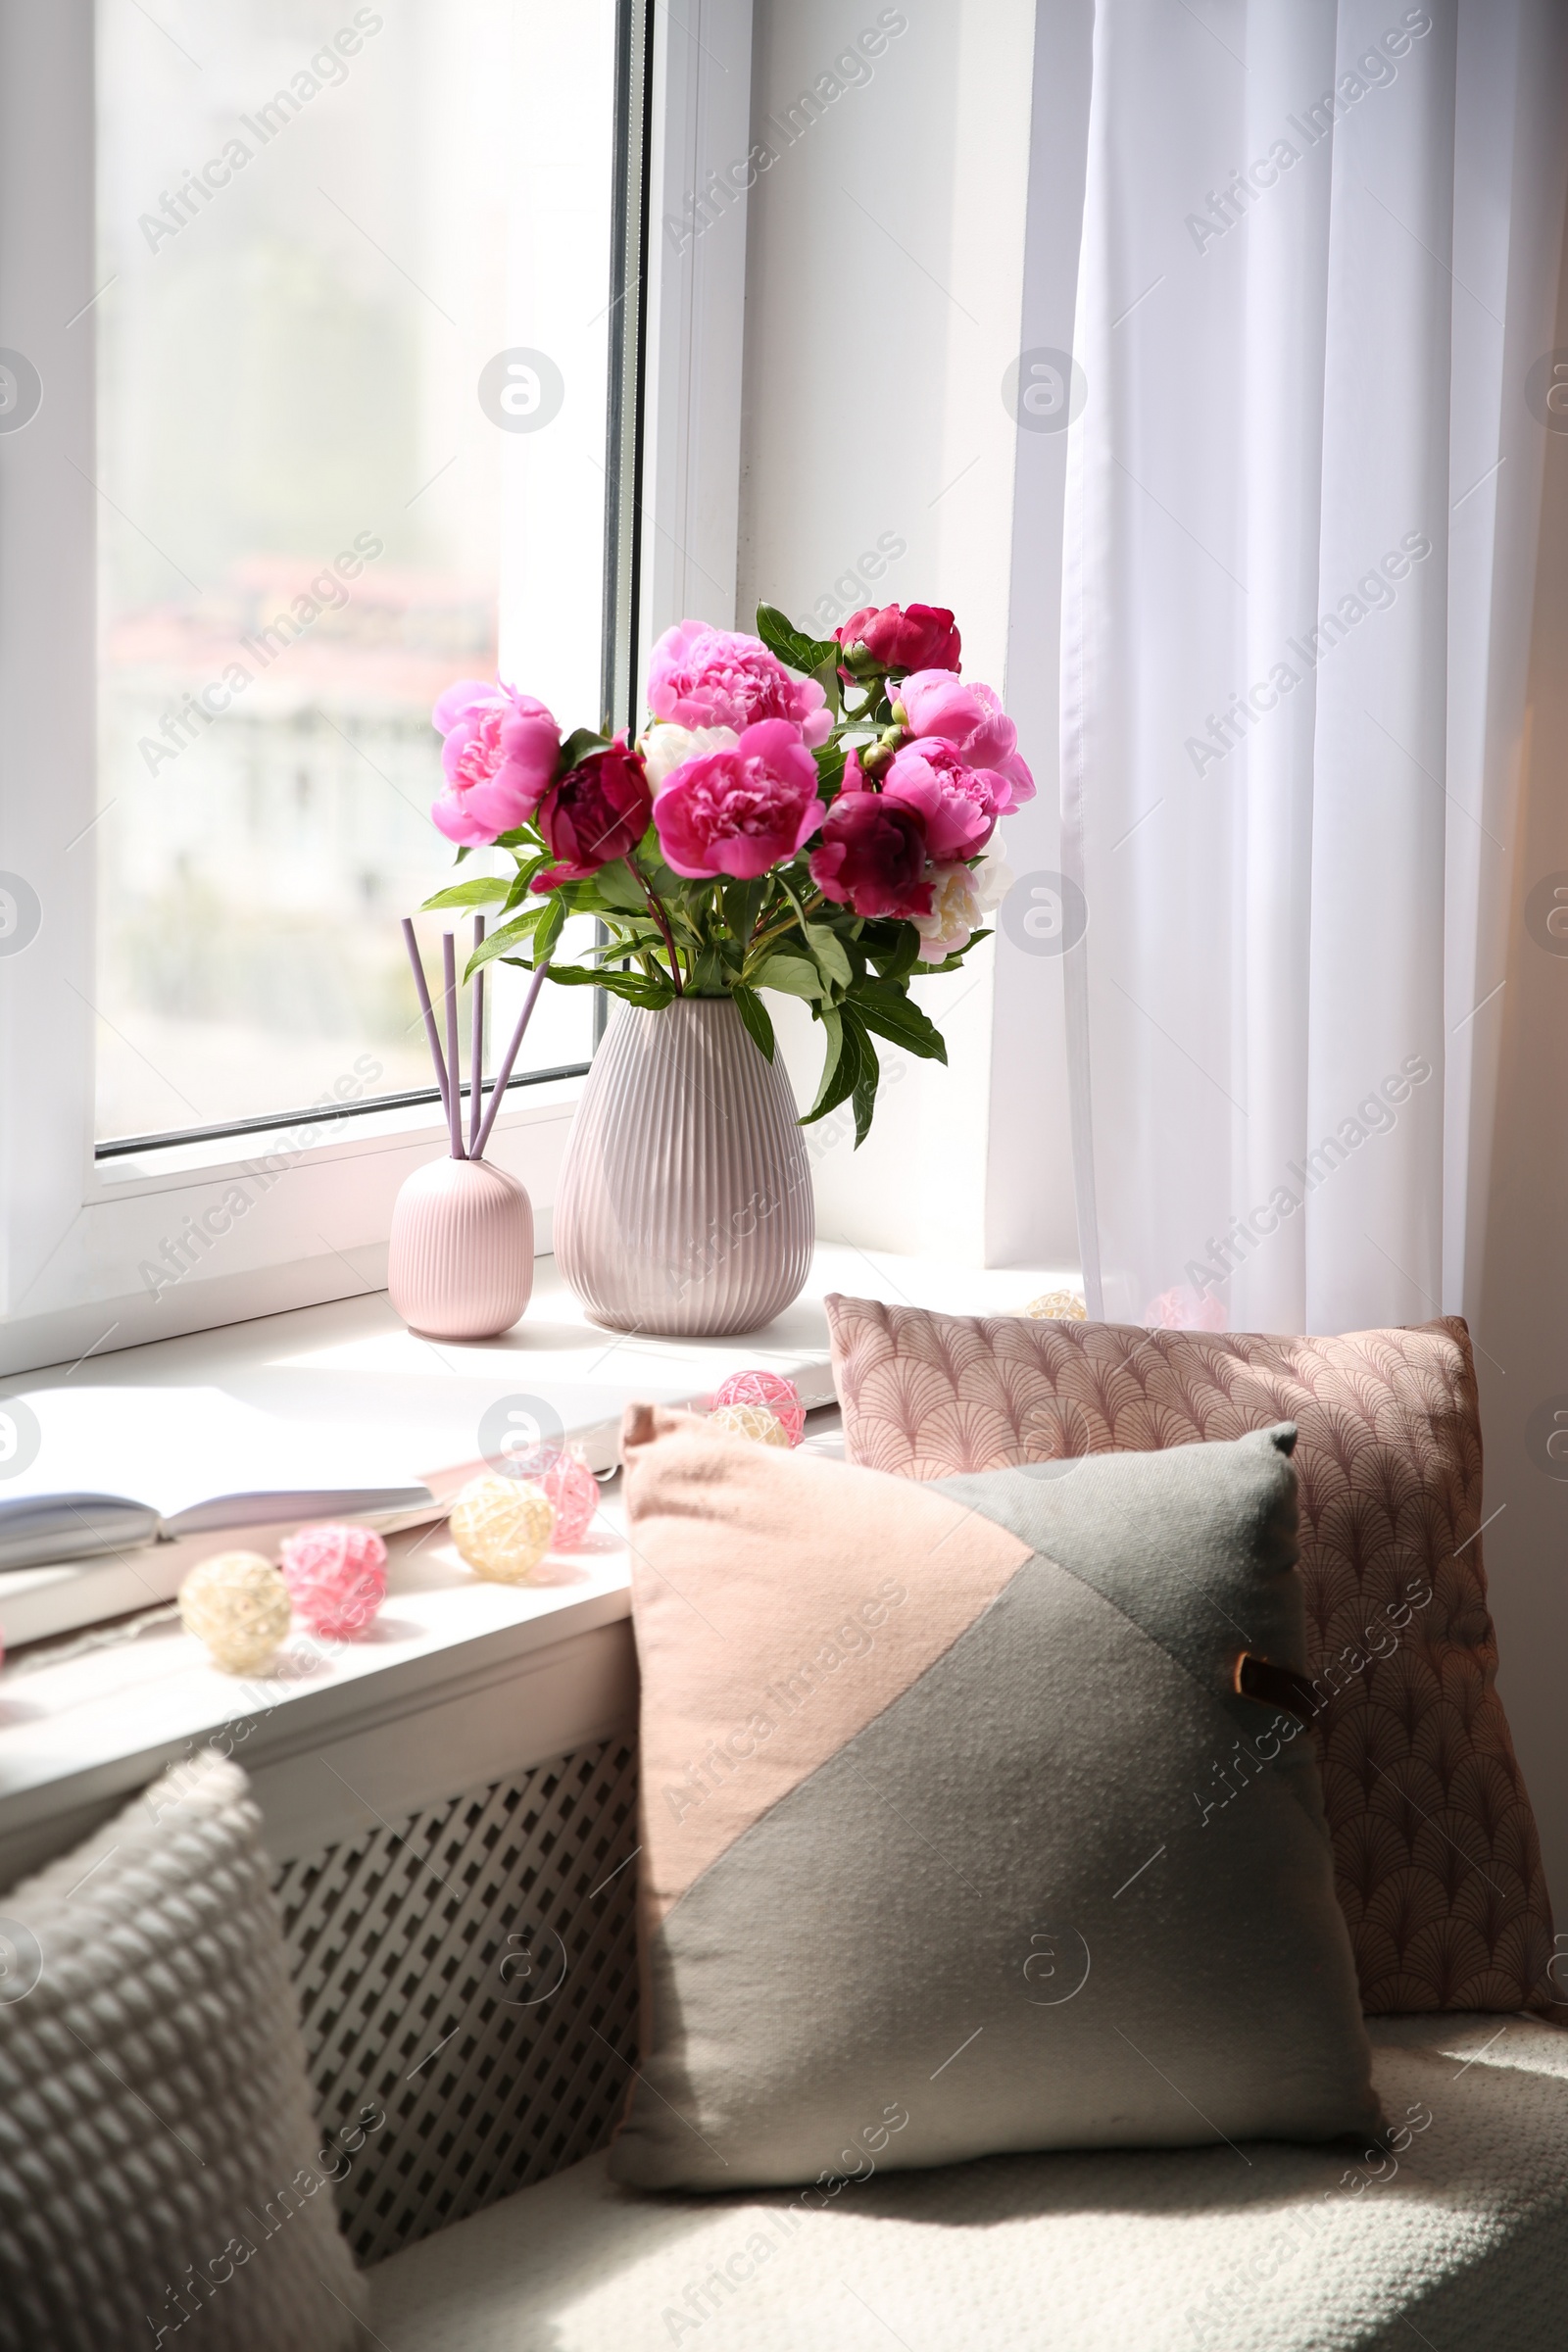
(387, 1155, 533, 1341)
(387, 915, 543, 1343)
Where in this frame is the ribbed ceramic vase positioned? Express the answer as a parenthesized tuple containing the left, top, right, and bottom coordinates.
(554, 996, 813, 1336)
(387, 1155, 534, 1341)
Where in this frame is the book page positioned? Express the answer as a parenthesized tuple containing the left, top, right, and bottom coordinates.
(0, 1385, 430, 1529)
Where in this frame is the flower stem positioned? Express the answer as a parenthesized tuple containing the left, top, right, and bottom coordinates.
(638, 870, 684, 994)
(740, 889, 826, 981)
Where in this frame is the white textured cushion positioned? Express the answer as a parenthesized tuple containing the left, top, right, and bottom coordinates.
(0, 1755, 365, 2351)
(368, 2013, 1568, 2350)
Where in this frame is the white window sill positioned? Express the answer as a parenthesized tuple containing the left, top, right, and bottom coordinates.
(0, 1245, 1075, 1883)
(0, 1078, 589, 1381)
(0, 1498, 642, 1886)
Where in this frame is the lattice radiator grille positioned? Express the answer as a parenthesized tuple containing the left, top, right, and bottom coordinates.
(272, 1739, 641, 2267)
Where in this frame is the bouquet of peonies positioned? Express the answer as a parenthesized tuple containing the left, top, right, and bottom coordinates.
(423, 601, 1029, 1143)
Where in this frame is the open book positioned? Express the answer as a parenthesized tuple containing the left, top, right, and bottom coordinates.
(0, 1385, 433, 1574)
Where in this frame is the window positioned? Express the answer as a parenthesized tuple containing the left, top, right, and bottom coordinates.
(92, 0, 628, 1147)
(0, 0, 733, 1375)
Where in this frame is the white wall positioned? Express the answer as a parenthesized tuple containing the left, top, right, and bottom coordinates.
(735, 0, 1066, 1265)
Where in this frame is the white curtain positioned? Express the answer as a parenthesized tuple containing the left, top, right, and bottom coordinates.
(1059, 0, 1568, 1333)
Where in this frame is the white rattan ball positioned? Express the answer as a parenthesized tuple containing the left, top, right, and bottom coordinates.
(1025, 1289, 1087, 1321)
(708, 1401, 790, 1447)
(449, 1474, 557, 1584)
(179, 1550, 293, 1674)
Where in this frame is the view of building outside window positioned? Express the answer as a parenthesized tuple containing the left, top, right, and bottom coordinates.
(93, 0, 614, 1141)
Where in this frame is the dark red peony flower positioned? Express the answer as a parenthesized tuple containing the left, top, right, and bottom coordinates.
(834, 602, 961, 676)
(531, 738, 653, 888)
(808, 786, 932, 919)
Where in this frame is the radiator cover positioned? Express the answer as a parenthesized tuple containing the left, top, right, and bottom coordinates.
(273, 1738, 640, 2265)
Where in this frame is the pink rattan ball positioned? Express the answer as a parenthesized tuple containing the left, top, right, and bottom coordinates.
(533, 1447, 599, 1548)
(712, 1370, 805, 1446)
(279, 1522, 388, 1639)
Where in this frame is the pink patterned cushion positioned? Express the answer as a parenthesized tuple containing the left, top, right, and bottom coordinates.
(825, 1297, 1556, 2018)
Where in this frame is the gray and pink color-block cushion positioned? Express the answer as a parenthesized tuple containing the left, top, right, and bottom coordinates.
(825, 1298, 1555, 2017)
(609, 1403, 1379, 2193)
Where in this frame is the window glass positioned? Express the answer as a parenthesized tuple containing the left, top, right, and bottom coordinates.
(93, 0, 613, 1142)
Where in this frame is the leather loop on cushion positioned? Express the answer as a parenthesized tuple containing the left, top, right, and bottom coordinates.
(1236, 1651, 1320, 1728)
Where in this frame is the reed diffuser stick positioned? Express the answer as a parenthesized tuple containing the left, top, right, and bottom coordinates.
(468, 913, 485, 1155)
(441, 931, 465, 1159)
(400, 916, 451, 1127)
(472, 956, 552, 1160)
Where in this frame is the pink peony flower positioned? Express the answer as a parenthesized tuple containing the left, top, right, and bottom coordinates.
(913, 848, 1012, 963)
(836, 603, 961, 674)
(896, 671, 1036, 809)
(881, 740, 1000, 860)
(648, 619, 831, 748)
(431, 679, 562, 846)
(531, 737, 652, 888)
(996, 747, 1036, 807)
(809, 790, 932, 919)
(654, 719, 826, 881)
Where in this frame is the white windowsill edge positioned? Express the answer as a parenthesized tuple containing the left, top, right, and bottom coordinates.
(0, 1245, 1076, 1886)
(0, 1535, 639, 1887)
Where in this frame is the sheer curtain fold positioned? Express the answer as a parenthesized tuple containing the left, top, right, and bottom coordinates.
(1059, 0, 1568, 1335)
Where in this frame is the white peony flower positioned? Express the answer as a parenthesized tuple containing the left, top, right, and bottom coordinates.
(913, 843, 1013, 961)
(638, 720, 740, 792)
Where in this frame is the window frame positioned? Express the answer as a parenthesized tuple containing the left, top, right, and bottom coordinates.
(0, 0, 754, 1380)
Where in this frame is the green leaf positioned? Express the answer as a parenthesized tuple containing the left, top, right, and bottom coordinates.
(844, 1005, 879, 1147)
(803, 921, 853, 994)
(540, 875, 593, 914)
(914, 928, 991, 976)
(557, 725, 611, 773)
(802, 1006, 843, 1121)
(591, 917, 662, 957)
(592, 858, 648, 914)
(867, 921, 922, 984)
(731, 983, 776, 1062)
(532, 891, 568, 961)
(546, 964, 675, 1009)
(852, 977, 949, 1062)
(465, 906, 549, 976)
(420, 874, 513, 911)
(720, 876, 767, 949)
(665, 895, 708, 944)
(813, 741, 848, 798)
(753, 952, 824, 1001)
(801, 1005, 860, 1126)
(812, 654, 843, 719)
(755, 602, 841, 679)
